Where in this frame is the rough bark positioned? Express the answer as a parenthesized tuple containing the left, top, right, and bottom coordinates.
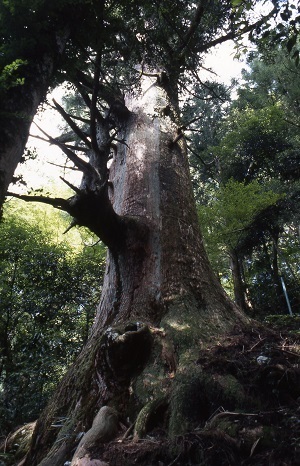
(23, 76, 248, 466)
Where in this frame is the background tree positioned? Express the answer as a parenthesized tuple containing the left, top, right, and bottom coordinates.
(0, 0, 117, 211)
(0, 200, 105, 436)
(198, 179, 282, 311)
(193, 39, 300, 316)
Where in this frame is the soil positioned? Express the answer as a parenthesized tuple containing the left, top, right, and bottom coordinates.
(1, 315, 300, 466)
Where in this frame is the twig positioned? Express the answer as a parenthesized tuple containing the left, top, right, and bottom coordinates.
(167, 452, 182, 466)
(276, 347, 300, 358)
(120, 422, 135, 441)
(52, 98, 91, 148)
(33, 122, 95, 176)
(246, 338, 266, 353)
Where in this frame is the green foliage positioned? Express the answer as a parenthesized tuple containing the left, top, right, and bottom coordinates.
(199, 179, 281, 249)
(237, 45, 300, 123)
(0, 59, 28, 91)
(198, 179, 281, 291)
(264, 314, 300, 334)
(0, 200, 106, 435)
(193, 41, 300, 315)
(212, 104, 291, 183)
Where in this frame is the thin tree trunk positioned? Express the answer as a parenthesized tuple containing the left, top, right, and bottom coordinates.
(270, 231, 287, 312)
(229, 248, 249, 313)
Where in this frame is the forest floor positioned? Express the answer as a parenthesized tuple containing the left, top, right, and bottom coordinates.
(99, 314, 300, 466)
(1, 315, 300, 466)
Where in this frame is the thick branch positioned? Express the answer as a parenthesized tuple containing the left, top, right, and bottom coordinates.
(199, 7, 278, 53)
(90, 51, 102, 155)
(60, 176, 81, 194)
(73, 77, 93, 110)
(6, 188, 127, 250)
(178, 0, 208, 56)
(6, 192, 69, 210)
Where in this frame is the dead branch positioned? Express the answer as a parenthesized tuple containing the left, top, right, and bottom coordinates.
(178, 79, 221, 102)
(33, 122, 96, 176)
(63, 218, 78, 234)
(49, 106, 90, 125)
(52, 98, 91, 148)
(246, 338, 267, 353)
(186, 143, 207, 166)
(6, 192, 69, 211)
(60, 176, 81, 195)
(47, 161, 79, 171)
(190, 70, 228, 102)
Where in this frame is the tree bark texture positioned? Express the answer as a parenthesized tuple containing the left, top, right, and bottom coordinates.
(24, 77, 248, 466)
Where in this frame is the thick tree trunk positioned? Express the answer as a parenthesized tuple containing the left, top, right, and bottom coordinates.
(24, 77, 248, 466)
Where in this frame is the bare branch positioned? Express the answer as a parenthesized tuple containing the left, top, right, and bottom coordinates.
(186, 144, 207, 166)
(189, 71, 228, 102)
(52, 98, 91, 148)
(63, 218, 78, 234)
(30, 133, 89, 153)
(60, 176, 81, 195)
(73, 77, 93, 109)
(33, 122, 96, 176)
(47, 161, 79, 171)
(180, 114, 204, 130)
(49, 106, 90, 124)
(6, 191, 69, 210)
(113, 138, 129, 148)
(171, 131, 184, 145)
(29, 133, 52, 144)
(64, 144, 90, 153)
(178, 79, 219, 102)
